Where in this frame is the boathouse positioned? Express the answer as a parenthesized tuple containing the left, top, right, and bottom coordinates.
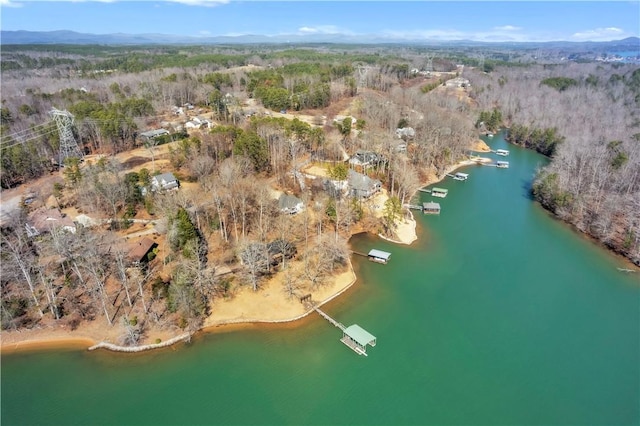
(496, 149, 509, 156)
(431, 187, 449, 198)
(423, 201, 441, 214)
(454, 172, 469, 181)
(368, 249, 391, 264)
(496, 161, 509, 169)
(341, 325, 377, 356)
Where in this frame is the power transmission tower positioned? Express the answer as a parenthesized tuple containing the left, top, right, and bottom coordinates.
(425, 53, 435, 73)
(357, 65, 372, 88)
(50, 108, 83, 165)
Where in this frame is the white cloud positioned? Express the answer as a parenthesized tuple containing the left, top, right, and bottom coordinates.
(297, 25, 345, 35)
(0, 0, 23, 8)
(493, 25, 522, 31)
(165, 0, 228, 6)
(571, 27, 626, 41)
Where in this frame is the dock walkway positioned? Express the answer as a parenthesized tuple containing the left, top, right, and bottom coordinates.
(313, 306, 345, 331)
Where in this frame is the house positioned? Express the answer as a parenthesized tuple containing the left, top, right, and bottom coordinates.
(151, 172, 179, 192)
(127, 237, 157, 265)
(185, 120, 201, 130)
(348, 169, 381, 199)
(278, 194, 304, 214)
(349, 150, 382, 167)
(395, 127, 415, 139)
(197, 117, 213, 129)
(139, 129, 170, 143)
(25, 207, 76, 237)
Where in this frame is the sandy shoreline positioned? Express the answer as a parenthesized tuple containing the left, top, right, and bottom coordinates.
(1, 154, 490, 355)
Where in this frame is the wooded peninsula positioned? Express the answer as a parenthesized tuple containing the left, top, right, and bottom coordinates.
(1, 43, 638, 351)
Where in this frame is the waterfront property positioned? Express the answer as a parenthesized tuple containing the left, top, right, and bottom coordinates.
(431, 187, 449, 198)
(496, 149, 509, 156)
(341, 325, 377, 356)
(368, 249, 392, 264)
(423, 201, 441, 214)
(348, 169, 382, 199)
(496, 161, 510, 169)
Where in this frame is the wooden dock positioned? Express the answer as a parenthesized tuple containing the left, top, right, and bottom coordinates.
(418, 188, 432, 193)
(404, 204, 423, 211)
(313, 307, 345, 330)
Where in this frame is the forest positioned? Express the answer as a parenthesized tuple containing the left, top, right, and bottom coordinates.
(469, 62, 640, 264)
(0, 44, 478, 342)
(1, 43, 638, 346)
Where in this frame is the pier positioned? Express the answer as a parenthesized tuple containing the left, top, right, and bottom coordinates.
(304, 303, 377, 356)
(313, 306, 345, 330)
(418, 188, 432, 193)
(404, 204, 424, 211)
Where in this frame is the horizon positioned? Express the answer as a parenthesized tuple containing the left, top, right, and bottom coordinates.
(1, 1, 639, 43)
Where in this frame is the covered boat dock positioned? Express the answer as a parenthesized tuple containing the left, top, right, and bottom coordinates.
(368, 249, 392, 264)
(431, 187, 449, 198)
(341, 324, 377, 356)
(423, 201, 441, 214)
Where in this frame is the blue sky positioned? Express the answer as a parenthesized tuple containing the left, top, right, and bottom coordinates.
(1, 1, 639, 42)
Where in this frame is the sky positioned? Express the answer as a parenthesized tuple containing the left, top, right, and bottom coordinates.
(1, 1, 639, 42)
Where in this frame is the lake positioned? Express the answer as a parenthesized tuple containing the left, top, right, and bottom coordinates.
(2, 132, 638, 425)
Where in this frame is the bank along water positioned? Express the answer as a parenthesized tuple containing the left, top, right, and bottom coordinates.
(2, 131, 638, 425)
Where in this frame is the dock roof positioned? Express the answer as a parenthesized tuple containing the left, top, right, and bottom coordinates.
(423, 202, 441, 210)
(432, 187, 448, 193)
(344, 325, 377, 347)
(368, 249, 391, 260)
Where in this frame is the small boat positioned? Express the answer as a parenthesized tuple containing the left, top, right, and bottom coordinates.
(487, 133, 494, 138)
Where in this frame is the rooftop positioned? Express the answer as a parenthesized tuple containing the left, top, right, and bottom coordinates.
(368, 249, 391, 260)
(344, 324, 377, 347)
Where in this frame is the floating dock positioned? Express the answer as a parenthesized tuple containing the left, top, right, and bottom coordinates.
(496, 160, 509, 168)
(495, 149, 509, 156)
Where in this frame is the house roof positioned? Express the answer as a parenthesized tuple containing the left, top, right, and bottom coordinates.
(140, 129, 169, 138)
(28, 207, 75, 233)
(127, 238, 157, 262)
(278, 194, 302, 210)
(423, 202, 441, 210)
(153, 172, 177, 183)
(344, 324, 376, 347)
(348, 169, 380, 192)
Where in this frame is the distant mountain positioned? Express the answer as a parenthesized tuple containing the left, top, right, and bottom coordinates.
(1, 30, 639, 50)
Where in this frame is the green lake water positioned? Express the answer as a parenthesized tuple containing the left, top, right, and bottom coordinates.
(2, 132, 639, 425)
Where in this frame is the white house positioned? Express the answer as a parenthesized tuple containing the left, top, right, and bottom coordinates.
(151, 172, 179, 192)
